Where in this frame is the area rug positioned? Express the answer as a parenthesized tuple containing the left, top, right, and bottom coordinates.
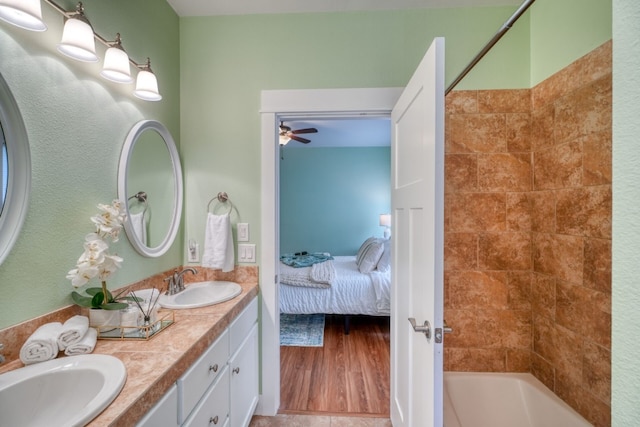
(280, 313, 325, 347)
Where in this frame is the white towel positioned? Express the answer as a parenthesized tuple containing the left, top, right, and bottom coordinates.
(202, 212, 235, 272)
(129, 211, 147, 245)
(19, 322, 62, 365)
(64, 328, 98, 356)
(57, 315, 90, 351)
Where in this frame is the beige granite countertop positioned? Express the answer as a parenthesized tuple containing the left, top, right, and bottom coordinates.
(0, 269, 259, 427)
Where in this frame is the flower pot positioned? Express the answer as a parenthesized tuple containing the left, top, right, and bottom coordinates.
(89, 308, 121, 333)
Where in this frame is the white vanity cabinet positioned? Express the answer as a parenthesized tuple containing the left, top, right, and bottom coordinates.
(136, 384, 179, 427)
(168, 298, 258, 427)
(228, 303, 259, 427)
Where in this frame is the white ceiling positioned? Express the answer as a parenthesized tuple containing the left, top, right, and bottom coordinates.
(166, 0, 521, 17)
(282, 118, 391, 148)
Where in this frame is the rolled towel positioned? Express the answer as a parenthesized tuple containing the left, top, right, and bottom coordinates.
(64, 328, 98, 356)
(19, 322, 62, 365)
(57, 315, 90, 351)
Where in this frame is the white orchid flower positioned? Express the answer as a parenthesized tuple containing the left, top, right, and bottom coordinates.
(98, 253, 123, 280)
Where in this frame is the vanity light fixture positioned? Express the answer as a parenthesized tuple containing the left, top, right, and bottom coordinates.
(0, 0, 47, 31)
(100, 33, 133, 84)
(0, 0, 162, 101)
(56, 2, 98, 62)
(133, 58, 162, 101)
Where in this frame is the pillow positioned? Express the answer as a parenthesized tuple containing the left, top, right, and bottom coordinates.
(356, 238, 385, 273)
(376, 239, 391, 273)
(356, 237, 379, 266)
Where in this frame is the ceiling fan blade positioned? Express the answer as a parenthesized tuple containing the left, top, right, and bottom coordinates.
(290, 135, 311, 143)
(291, 128, 318, 134)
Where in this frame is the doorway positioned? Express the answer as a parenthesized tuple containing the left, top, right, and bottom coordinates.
(258, 87, 402, 416)
(278, 116, 392, 416)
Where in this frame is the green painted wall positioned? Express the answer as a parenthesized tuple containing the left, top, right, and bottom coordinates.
(279, 147, 390, 256)
(0, 0, 180, 328)
(179, 6, 530, 268)
(530, 0, 612, 85)
(612, 0, 640, 424)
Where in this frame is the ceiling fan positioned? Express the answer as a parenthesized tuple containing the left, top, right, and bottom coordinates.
(279, 121, 318, 145)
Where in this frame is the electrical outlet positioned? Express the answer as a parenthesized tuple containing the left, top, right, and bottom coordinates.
(188, 240, 199, 262)
(237, 223, 249, 242)
(238, 243, 256, 263)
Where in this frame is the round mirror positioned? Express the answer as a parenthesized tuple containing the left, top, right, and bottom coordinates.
(0, 71, 31, 265)
(118, 120, 183, 257)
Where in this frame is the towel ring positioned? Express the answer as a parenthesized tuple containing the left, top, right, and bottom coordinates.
(207, 191, 234, 214)
(128, 191, 149, 216)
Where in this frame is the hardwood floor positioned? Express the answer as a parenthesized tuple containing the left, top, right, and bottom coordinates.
(280, 315, 390, 417)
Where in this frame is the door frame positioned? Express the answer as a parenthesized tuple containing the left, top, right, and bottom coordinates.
(258, 87, 403, 416)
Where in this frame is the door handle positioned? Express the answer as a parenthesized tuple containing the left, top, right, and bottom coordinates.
(408, 317, 431, 340)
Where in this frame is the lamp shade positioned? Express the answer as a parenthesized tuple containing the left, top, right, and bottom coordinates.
(57, 16, 98, 62)
(379, 214, 391, 228)
(134, 69, 162, 101)
(0, 0, 46, 31)
(100, 46, 133, 83)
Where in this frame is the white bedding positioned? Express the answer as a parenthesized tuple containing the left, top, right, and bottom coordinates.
(279, 256, 391, 316)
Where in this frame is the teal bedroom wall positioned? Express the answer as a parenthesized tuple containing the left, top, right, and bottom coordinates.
(0, 0, 180, 329)
(279, 147, 390, 256)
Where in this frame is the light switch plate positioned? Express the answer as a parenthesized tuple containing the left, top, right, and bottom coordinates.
(238, 243, 256, 263)
(237, 223, 249, 242)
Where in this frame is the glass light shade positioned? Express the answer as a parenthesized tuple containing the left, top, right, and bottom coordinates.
(0, 0, 47, 31)
(100, 47, 133, 83)
(279, 135, 291, 146)
(57, 17, 98, 62)
(134, 70, 162, 101)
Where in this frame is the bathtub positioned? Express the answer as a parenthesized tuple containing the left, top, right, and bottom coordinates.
(444, 372, 592, 427)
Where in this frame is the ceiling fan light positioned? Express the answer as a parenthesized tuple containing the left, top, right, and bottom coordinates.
(134, 69, 162, 101)
(57, 15, 99, 62)
(0, 0, 47, 31)
(100, 45, 133, 84)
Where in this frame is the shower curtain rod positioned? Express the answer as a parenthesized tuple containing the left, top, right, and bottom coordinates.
(445, 0, 536, 95)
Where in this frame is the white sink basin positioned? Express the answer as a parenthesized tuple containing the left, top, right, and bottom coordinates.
(158, 281, 242, 309)
(0, 354, 126, 427)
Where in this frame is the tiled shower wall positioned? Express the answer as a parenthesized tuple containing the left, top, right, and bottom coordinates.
(443, 41, 611, 426)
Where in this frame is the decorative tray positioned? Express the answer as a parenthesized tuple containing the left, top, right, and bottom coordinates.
(95, 310, 175, 341)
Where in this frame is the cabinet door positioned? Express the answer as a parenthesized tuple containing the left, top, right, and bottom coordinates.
(229, 323, 259, 427)
(136, 384, 178, 427)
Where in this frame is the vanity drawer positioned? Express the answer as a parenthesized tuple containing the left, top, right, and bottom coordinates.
(182, 367, 230, 427)
(178, 329, 229, 423)
(229, 298, 257, 355)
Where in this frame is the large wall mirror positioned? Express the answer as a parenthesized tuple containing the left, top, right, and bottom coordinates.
(0, 72, 31, 265)
(118, 120, 183, 257)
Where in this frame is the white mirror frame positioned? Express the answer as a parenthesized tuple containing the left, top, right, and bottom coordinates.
(0, 72, 31, 265)
(117, 120, 183, 257)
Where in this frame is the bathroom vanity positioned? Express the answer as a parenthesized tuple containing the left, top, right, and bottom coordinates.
(137, 297, 258, 427)
(82, 279, 259, 426)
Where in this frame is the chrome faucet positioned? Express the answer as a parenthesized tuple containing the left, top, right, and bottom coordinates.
(0, 343, 5, 364)
(164, 267, 198, 296)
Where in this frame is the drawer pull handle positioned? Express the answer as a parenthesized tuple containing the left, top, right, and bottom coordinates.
(233, 367, 240, 374)
(209, 415, 219, 424)
(209, 364, 218, 373)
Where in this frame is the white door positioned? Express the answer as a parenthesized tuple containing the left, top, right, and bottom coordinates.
(390, 37, 445, 427)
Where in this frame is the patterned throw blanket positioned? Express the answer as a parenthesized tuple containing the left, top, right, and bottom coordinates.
(280, 252, 333, 267)
(279, 258, 337, 288)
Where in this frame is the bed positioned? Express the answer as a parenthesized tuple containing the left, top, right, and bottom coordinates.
(279, 237, 391, 333)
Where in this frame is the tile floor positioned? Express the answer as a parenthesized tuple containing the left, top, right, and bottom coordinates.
(249, 415, 392, 427)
